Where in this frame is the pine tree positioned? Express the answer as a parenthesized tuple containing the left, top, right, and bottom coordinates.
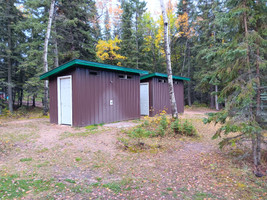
(204, 0, 267, 175)
(0, 0, 24, 112)
(104, 9, 111, 40)
(120, 1, 135, 68)
(55, 0, 97, 63)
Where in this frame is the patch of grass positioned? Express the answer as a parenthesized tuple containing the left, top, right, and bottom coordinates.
(20, 158, 32, 162)
(166, 187, 173, 191)
(75, 157, 82, 162)
(36, 161, 50, 168)
(161, 191, 169, 196)
(0, 106, 44, 120)
(60, 128, 109, 139)
(192, 191, 215, 199)
(179, 186, 189, 192)
(90, 182, 100, 187)
(64, 179, 76, 184)
(54, 182, 67, 191)
(102, 182, 122, 193)
(95, 177, 102, 182)
(85, 124, 98, 131)
(0, 174, 53, 199)
(36, 147, 49, 153)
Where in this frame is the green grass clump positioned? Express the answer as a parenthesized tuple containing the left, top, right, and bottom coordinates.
(75, 157, 82, 162)
(64, 179, 76, 184)
(0, 174, 52, 199)
(102, 182, 122, 193)
(20, 158, 33, 162)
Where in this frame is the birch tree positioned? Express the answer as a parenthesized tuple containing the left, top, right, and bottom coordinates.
(43, 0, 55, 115)
(159, 0, 178, 118)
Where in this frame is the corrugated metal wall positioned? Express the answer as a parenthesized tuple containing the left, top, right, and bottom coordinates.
(142, 77, 184, 117)
(49, 77, 58, 124)
(72, 67, 140, 126)
(49, 69, 76, 125)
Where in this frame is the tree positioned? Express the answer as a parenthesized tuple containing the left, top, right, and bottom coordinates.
(159, 0, 178, 118)
(0, 0, 24, 112)
(120, 1, 135, 68)
(55, 0, 98, 63)
(43, 0, 55, 115)
(204, 0, 267, 176)
(103, 9, 111, 40)
(96, 36, 126, 65)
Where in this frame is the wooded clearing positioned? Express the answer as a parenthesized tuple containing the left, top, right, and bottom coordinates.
(0, 0, 266, 197)
(0, 108, 266, 199)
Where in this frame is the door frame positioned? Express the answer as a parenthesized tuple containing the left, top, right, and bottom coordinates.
(57, 75, 72, 126)
(140, 82, 149, 116)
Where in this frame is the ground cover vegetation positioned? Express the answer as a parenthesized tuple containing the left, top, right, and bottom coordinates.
(118, 110, 198, 152)
(0, 0, 266, 197)
(0, 109, 266, 199)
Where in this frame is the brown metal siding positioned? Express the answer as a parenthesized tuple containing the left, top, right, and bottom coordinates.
(142, 77, 184, 117)
(72, 67, 140, 127)
(49, 77, 58, 124)
(49, 69, 76, 124)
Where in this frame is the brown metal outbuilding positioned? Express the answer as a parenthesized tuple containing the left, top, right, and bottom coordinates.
(140, 73, 190, 117)
(40, 59, 148, 127)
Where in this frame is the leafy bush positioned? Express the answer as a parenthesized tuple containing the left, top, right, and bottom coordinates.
(118, 111, 198, 152)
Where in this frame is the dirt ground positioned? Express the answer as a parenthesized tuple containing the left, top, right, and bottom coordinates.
(0, 108, 266, 199)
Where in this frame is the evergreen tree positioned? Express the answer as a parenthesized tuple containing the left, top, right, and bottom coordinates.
(120, 1, 135, 67)
(104, 9, 111, 40)
(131, 0, 146, 69)
(55, 0, 97, 63)
(0, 0, 24, 111)
(204, 0, 267, 175)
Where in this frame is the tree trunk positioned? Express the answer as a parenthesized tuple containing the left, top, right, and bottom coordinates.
(210, 86, 215, 109)
(244, 1, 262, 170)
(53, 29, 59, 69)
(7, 2, 13, 113)
(43, 0, 55, 115)
(215, 85, 219, 110)
(181, 38, 188, 76)
(135, 6, 139, 69)
(187, 45, 191, 106)
(159, 0, 178, 118)
(27, 95, 29, 108)
(252, 133, 261, 167)
(32, 95, 36, 107)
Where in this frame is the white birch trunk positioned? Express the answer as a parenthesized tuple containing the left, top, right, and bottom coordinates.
(159, 0, 178, 118)
(43, 0, 55, 115)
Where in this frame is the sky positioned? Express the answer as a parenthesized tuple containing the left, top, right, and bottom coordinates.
(145, 0, 177, 19)
(146, 0, 161, 16)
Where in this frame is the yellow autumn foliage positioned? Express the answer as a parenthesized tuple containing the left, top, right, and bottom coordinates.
(96, 36, 127, 63)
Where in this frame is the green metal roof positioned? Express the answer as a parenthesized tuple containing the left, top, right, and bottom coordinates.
(140, 72, 190, 81)
(40, 59, 149, 80)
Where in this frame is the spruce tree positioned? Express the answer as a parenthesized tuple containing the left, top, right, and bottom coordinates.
(204, 0, 267, 175)
(120, 1, 135, 68)
(55, 0, 97, 63)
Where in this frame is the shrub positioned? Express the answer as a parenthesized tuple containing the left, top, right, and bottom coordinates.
(118, 112, 198, 152)
(182, 120, 197, 136)
(171, 119, 183, 134)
